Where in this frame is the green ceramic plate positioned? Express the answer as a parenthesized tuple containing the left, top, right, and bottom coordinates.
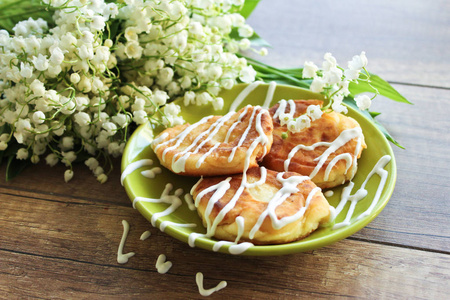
(121, 83, 396, 256)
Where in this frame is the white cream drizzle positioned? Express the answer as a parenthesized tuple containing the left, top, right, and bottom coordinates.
(324, 190, 334, 197)
(133, 184, 197, 231)
(140, 230, 151, 241)
(141, 167, 162, 178)
(283, 127, 363, 181)
(262, 81, 277, 109)
(159, 221, 197, 232)
(212, 216, 254, 255)
(156, 254, 172, 274)
(229, 81, 262, 112)
(133, 184, 183, 225)
(188, 232, 206, 248)
(332, 155, 391, 229)
(121, 159, 154, 185)
(196, 272, 227, 297)
(274, 99, 364, 182)
(273, 99, 296, 121)
(117, 220, 135, 264)
(184, 193, 196, 211)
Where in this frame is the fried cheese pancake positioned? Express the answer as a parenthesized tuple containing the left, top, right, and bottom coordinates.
(152, 105, 273, 176)
(262, 100, 366, 189)
(192, 167, 331, 245)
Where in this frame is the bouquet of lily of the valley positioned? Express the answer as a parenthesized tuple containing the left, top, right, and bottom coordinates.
(0, 0, 410, 182)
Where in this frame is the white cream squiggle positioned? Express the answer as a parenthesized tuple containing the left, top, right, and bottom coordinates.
(133, 184, 183, 226)
(332, 155, 391, 229)
(262, 81, 277, 109)
(156, 254, 172, 274)
(117, 220, 135, 264)
(141, 167, 162, 178)
(159, 221, 197, 232)
(212, 216, 254, 255)
(229, 81, 262, 112)
(284, 127, 363, 180)
(248, 173, 314, 239)
(121, 159, 154, 185)
(196, 272, 227, 297)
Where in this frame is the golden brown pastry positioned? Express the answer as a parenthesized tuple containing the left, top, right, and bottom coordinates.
(151, 105, 273, 176)
(262, 100, 366, 189)
(192, 167, 331, 245)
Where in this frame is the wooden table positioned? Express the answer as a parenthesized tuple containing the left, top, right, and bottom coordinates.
(1, 0, 449, 298)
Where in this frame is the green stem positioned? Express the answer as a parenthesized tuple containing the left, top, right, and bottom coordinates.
(240, 54, 310, 88)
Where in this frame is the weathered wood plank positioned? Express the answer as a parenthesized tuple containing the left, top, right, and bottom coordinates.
(1, 150, 448, 299)
(352, 84, 450, 251)
(247, 0, 450, 88)
(0, 159, 129, 206)
(0, 239, 448, 299)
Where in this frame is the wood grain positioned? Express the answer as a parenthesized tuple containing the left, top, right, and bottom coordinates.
(1, 185, 449, 298)
(1, 236, 448, 299)
(247, 0, 450, 88)
(352, 84, 450, 252)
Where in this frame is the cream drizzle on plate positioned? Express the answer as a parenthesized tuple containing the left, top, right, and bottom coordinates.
(121, 159, 154, 185)
(332, 155, 391, 229)
(132, 183, 196, 230)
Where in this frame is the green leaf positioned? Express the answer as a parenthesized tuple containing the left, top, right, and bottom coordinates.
(369, 111, 381, 118)
(239, 0, 261, 19)
(230, 28, 271, 48)
(343, 98, 404, 149)
(248, 32, 271, 48)
(349, 73, 412, 104)
(6, 155, 31, 181)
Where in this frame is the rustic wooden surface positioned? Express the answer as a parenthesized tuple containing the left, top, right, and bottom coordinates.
(1, 0, 449, 299)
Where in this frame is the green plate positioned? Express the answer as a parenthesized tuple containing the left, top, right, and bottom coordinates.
(121, 83, 396, 256)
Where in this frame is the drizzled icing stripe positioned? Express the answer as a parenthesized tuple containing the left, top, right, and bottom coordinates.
(155, 115, 214, 161)
(273, 99, 296, 122)
(229, 81, 262, 112)
(156, 104, 267, 174)
(248, 173, 314, 239)
(228, 105, 259, 161)
(332, 155, 391, 229)
(159, 221, 196, 232)
(133, 184, 196, 231)
(184, 193, 196, 211)
(141, 167, 162, 178)
(262, 81, 277, 109)
(284, 127, 363, 180)
(121, 159, 154, 185)
(212, 216, 254, 255)
(133, 184, 182, 224)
